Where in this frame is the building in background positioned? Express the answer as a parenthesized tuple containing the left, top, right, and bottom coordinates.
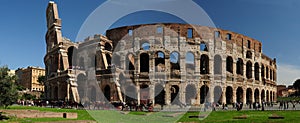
(16, 66, 45, 92)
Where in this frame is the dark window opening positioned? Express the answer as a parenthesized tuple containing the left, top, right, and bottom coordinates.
(157, 26, 163, 33)
(200, 54, 209, 74)
(67, 46, 74, 67)
(247, 40, 251, 49)
(214, 31, 220, 38)
(126, 54, 135, 71)
(187, 28, 193, 38)
(106, 54, 112, 66)
(246, 61, 252, 79)
(170, 52, 180, 78)
(171, 85, 180, 105)
(254, 63, 259, 80)
(200, 85, 209, 104)
(140, 53, 149, 72)
(155, 51, 165, 72)
(261, 65, 265, 79)
(105, 43, 112, 51)
(226, 33, 232, 40)
(226, 56, 233, 73)
(246, 51, 252, 59)
(236, 58, 243, 75)
(128, 29, 133, 36)
(266, 67, 269, 79)
(200, 42, 208, 51)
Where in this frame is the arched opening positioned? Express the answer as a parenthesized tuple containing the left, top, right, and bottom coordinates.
(226, 56, 233, 73)
(200, 54, 209, 74)
(254, 89, 259, 103)
(106, 54, 112, 66)
(112, 54, 121, 68)
(226, 86, 233, 104)
(104, 85, 110, 102)
(255, 63, 259, 80)
(261, 65, 265, 80)
(214, 86, 222, 104)
(273, 92, 275, 101)
(141, 42, 150, 50)
(246, 51, 252, 59)
(155, 51, 165, 72)
(77, 74, 87, 101)
(236, 58, 243, 75)
(261, 89, 265, 102)
(125, 86, 136, 103)
(246, 61, 252, 79)
(246, 88, 253, 104)
(67, 46, 75, 67)
(170, 52, 180, 78)
(214, 55, 222, 74)
(140, 84, 149, 104)
(236, 87, 243, 103)
(171, 85, 180, 105)
(155, 84, 165, 105)
(200, 85, 209, 104)
(88, 86, 97, 102)
(126, 54, 135, 71)
(105, 42, 112, 51)
(140, 53, 149, 72)
(270, 69, 273, 81)
(186, 52, 195, 73)
(200, 42, 208, 51)
(185, 84, 197, 105)
(54, 86, 58, 100)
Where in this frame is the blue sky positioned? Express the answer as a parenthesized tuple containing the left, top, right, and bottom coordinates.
(0, 0, 299, 85)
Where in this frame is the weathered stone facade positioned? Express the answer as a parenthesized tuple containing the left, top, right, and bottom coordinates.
(44, 2, 277, 106)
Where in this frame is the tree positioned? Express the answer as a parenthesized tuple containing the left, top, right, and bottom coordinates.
(0, 66, 18, 108)
(293, 79, 300, 96)
(37, 75, 45, 85)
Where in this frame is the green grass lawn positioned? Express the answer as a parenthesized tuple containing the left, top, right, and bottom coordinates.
(2, 106, 300, 123)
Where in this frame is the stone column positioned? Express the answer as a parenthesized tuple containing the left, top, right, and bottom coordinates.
(222, 88, 226, 105)
(208, 84, 214, 103)
(243, 89, 247, 105)
(136, 85, 140, 105)
(180, 84, 186, 105)
(165, 84, 171, 105)
(149, 84, 155, 104)
(233, 89, 237, 103)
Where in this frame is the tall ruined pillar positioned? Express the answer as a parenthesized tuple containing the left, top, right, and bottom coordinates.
(243, 88, 247, 105)
(165, 84, 171, 105)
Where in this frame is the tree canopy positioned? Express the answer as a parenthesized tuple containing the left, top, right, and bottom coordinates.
(293, 79, 300, 96)
(0, 66, 18, 108)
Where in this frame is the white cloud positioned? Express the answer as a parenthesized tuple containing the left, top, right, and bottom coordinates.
(277, 63, 300, 86)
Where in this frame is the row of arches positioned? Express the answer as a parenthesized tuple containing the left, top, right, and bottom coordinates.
(124, 52, 276, 81)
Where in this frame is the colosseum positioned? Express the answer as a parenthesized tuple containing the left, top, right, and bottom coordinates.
(44, 1, 277, 107)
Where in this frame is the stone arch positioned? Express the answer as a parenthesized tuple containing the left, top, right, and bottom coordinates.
(170, 51, 180, 78)
(185, 84, 197, 105)
(254, 88, 259, 103)
(126, 53, 135, 71)
(200, 85, 209, 104)
(104, 85, 111, 102)
(186, 52, 195, 72)
(246, 88, 253, 104)
(214, 55, 222, 74)
(200, 54, 209, 74)
(155, 84, 165, 105)
(140, 84, 150, 104)
(105, 42, 112, 51)
(246, 61, 252, 79)
(140, 53, 149, 72)
(171, 85, 180, 105)
(236, 58, 243, 75)
(140, 41, 150, 50)
(214, 86, 222, 104)
(67, 46, 75, 67)
(77, 74, 87, 100)
(236, 87, 243, 103)
(124, 85, 136, 103)
(261, 64, 265, 80)
(255, 62, 259, 80)
(226, 56, 233, 73)
(155, 51, 165, 72)
(226, 86, 233, 104)
(261, 89, 265, 102)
